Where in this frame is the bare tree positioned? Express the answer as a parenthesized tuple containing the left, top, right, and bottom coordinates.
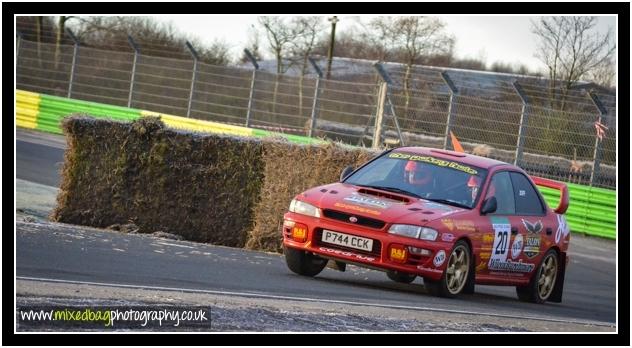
(258, 16, 308, 116)
(312, 27, 390, 63)
(194, 39, 231, 66)
(258, 16, 305, 74)
(289, 17, 324, 120)
(290, 17, 323, 76)
(531, 16, 615, 160)
(586, 58, 616, 89)
(490, 61, 532, 75)
(74, 16, 180, 54)
(490, 61, 514, 74)
(241, 25, 262, 63)
(54, 16, 76, 69)
(355, 19, 391, 62)
(532, 16, 615, 110)
(451, 57, 486, 71)
(72, 16, 230, 65)
(369, 16, 454, 115)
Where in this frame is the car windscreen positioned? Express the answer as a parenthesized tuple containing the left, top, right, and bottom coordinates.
(344, 151, 488, 209)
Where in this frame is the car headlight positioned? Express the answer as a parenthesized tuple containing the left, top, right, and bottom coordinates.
(289, 199, 321, 218)
(388, 224, 438, 241)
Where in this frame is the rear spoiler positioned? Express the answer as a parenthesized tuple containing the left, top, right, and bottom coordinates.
(531, 176, 569, 214)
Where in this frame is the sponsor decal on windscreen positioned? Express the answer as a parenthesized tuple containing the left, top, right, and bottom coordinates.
(388, 152, 478, 175)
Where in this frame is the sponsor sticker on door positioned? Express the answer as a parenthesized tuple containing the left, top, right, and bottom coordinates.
(522, 219, 542, 258)
(511, 234, 523, 259)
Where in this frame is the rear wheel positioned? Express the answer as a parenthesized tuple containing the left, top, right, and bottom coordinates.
(283, 245, 327, 277)
(386, 270, 417, 284)
(425, 240, 471, 298)
(517, 249, 558, 303)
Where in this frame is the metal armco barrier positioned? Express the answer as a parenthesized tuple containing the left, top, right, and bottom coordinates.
(17, 90, 142, 134)
(16, 90, 40, 129)
(15, 89, 616, 239)
(15, 89, 326, 145)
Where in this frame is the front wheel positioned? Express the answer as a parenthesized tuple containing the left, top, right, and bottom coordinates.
(386, 270, 417, 284)
(516, 249, 558, 303)
(283, 245, 327, 277)
(425, 240, 471, 298)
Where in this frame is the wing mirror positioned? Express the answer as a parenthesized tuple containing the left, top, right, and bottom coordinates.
(481, 196, 497, 215)
(340, 165, 355, 182)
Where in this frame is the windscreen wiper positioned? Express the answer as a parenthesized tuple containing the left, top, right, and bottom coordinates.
(361, 185, 423, 199)
(425, 198, 471, 209)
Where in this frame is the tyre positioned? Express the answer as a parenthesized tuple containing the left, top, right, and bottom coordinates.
(425, 240, 471, 298)
(461, 258, 476, 295)
(283, 245, 327, 277)
(386, 270, 417, 284)
(516, 249, 558, 303)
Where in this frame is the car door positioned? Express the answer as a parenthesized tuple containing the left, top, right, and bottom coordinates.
(508, 171, 553, 277)
(477, 171, 522, 279)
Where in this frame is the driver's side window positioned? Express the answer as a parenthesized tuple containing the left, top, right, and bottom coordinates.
(485, 171, 515, 215)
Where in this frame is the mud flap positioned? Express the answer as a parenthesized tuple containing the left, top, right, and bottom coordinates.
(327, 260, 346, 272)
(549, 252, 565, 303)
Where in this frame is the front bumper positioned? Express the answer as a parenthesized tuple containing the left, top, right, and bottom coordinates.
(281, 211, 453, 280)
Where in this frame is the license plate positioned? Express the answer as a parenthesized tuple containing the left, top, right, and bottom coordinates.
(321, 230, 373, 252)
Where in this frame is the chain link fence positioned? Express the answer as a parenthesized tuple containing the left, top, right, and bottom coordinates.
(16, 36, 616, 189)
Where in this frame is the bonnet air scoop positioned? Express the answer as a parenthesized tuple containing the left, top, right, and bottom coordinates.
(357, 188, 410, 203)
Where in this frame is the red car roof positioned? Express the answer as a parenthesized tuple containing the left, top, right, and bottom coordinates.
(393, 146, 509, 170)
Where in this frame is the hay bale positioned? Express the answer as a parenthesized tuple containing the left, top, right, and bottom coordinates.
(52, 116, 264, 247)
(52, 116, 377, 252)
(246, 141, 377, 252)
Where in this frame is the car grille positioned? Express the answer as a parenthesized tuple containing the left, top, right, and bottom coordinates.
(322, 209, 386, 229)
(314, 229, 382, 256)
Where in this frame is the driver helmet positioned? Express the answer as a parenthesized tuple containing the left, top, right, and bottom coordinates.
(404, 160, 431, 186)
(468, 175, 481, 201)
(467, 175, 481, 188)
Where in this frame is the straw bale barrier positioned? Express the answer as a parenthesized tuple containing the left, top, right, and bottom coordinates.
(52, 116, 264, 246)
(246, 142, 376, 252)
(52, 116, 376, 251)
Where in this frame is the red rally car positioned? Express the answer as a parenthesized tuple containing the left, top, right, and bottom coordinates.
(282, 147, 571, 303)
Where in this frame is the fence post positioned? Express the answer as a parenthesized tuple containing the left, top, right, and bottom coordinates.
(512, 80, 530, 166)
(308, 57, 323, 138)
(586, 90, 607, 186)
(373, 62, 404, 146)
(65, 29, 80, 98)
(243, 48, 259, 127)
(373, 82, 388, 149)
(185, 41, 199, 118)
(440, 71, 458, 150)
(16, 31, 23, 60)
(127, 35, 140, 108)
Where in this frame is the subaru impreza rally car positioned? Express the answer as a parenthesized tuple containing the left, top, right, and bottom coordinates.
(282, 147, 570, 303)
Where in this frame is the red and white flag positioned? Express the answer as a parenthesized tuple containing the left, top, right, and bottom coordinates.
(594, 119, 608, 140)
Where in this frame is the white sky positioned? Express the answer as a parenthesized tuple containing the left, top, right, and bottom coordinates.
(156, 15, 616, 72)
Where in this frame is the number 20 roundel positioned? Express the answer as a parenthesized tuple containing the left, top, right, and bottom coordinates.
(489, 217, 511, 268)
